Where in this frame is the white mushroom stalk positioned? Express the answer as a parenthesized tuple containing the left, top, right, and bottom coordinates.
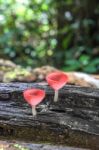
(54, 90, 59, 102)
(32, 106, 37, 116)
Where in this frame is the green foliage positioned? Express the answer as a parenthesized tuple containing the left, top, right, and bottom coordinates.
(0, 0, 99, 73)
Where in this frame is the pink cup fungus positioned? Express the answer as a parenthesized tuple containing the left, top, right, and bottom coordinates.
(23, 88, 45, 116)
(46, 72, 68, 102)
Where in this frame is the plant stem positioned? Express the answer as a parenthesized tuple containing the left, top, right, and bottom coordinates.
(54, 90, 59, 102)
(32, 106, 37, 116)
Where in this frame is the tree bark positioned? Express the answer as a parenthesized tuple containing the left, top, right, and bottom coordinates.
(0, 83, 99, 149)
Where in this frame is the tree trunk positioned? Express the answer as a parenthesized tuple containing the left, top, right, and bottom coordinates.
(0, 83, 99, 149)
(54, 0, 69, 68)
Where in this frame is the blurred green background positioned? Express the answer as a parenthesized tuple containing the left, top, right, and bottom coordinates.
(0, 0, 99, 73)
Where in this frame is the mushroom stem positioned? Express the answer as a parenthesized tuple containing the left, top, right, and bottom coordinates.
(32, 106, 37, 116)
(54, 90, 59, 102)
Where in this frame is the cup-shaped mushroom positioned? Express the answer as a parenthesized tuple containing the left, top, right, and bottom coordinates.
(46, 72, 68, 102)
(23, 88, 45, 116)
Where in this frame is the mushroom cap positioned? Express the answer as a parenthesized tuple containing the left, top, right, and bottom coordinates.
(46, 72, 68, 90)
(23, 88, 45, 106)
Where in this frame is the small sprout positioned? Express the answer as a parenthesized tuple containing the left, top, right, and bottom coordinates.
(46, 72, 68, 102)
(23, 88, 45, 116)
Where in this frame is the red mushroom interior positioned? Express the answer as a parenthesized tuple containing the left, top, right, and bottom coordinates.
(23, 89, 45, 106)
(46, 72, 68, 90)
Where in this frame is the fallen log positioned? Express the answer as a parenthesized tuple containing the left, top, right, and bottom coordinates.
(0, 83, 99, 149)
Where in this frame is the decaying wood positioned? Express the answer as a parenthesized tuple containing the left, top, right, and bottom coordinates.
(0, 140, 89, 150)
(0, 58, 99, 88)
(0, 83, 99, 149)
